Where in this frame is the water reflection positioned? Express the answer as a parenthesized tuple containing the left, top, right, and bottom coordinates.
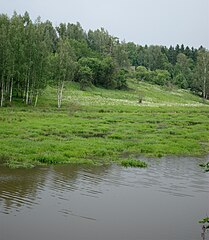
(0, 156, 209, 240)
(0, 167, 49, 214)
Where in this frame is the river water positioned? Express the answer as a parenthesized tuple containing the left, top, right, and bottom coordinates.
(0, 156, 209, 240)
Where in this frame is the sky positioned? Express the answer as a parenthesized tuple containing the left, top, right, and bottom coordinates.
(1, 0, 208, 49)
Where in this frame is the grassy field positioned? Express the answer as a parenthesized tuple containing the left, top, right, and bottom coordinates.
(0, 80, 209, 168)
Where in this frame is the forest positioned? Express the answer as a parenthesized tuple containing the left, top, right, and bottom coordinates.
(0, 11, 209, 108)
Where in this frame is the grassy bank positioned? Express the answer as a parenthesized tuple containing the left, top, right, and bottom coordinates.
(0, 80, 209, 168)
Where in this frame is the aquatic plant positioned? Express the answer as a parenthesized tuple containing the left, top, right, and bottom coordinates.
(199, 217, 209, 240)
(120, 159, 148, 168)
(199, 162, 209, 172)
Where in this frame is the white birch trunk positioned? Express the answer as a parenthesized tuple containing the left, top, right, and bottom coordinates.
(9, 78, 13, 102)
(57, 87, 60, 108)
(203, 64, 207, 99)
(57, 81, 64, 108)
(0, 79, 4, 107)
(9, 60, 15, 103)
(34, 92, 38, 107)
(26, 76, 30, 105)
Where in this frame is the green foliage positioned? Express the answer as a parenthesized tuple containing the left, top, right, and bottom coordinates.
(114, 69, 128, 89)
(77, 66, 93, 90)
(77, 56, 119, 88)
(135, 66, 149, 81)
(135, 66, 171, 86)
(173, 53, 193, 88)
(143, 45, 169, 71)
(152, 69, 171, 86)
(173, 73, 188, 89)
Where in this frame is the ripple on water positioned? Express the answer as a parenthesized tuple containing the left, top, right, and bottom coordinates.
(0, 157, 208, 240)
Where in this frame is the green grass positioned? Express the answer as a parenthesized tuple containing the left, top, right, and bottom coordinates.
(120, 159, 148, 168)
(1, 80, 209, 168)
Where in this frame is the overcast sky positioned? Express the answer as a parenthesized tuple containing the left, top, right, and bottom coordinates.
(1, 0, 208, 48)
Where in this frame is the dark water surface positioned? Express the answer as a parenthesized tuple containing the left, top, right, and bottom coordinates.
(0, 157, 209, 240)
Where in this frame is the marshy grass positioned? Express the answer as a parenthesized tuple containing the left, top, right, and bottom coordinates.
(120, 159, 148, 168)
(1, 80, 209, 168)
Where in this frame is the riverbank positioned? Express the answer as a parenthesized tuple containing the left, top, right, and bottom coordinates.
(1, 81, 209, 168)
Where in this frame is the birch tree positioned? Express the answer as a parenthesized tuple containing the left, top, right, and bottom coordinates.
(49, 39, 76, 108)
(195, 49, 209, 99)
(29, 18, 53, 106)
(0, 14, 10, 106)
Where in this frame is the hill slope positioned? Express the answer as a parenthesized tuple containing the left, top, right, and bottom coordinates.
(38, 79, 207, 109)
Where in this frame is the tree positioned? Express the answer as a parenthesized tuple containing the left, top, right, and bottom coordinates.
(77, 56, 117, 88)
(87, 28, 116, 55)
(125, 42, 138, 66)
(29, 18, 53, 106)
(136, 45, 146, 66)
(114, 69, 128, 89)
(66, 22, 86, 42)
(144, 45, 168, 71)
(0, 14, 12, 106)
(8, 12, 25, 103)
(112, 42, 130, 70)
(135, 66, 149, 81)
(167, 45, 176, 65)
(152, 69, 171, 86)
(180, 44, 185, 53)
(49, 39, 76, 108)
(173, 53, 192, 88)
(193, 49, 209, 98)
(55, 23, 67, 39)
(69, 39, 93, 60)
(173, 73, 188, 89)
(77, 66, 93, 90)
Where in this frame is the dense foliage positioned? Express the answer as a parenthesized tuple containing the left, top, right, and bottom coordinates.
(0, 12, 209, 107)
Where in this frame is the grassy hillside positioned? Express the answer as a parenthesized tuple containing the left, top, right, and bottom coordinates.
(38, 79, 207, 108)
(1, 80, 209, 168)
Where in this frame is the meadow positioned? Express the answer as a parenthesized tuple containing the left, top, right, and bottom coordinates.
(0, 80, 209, 168)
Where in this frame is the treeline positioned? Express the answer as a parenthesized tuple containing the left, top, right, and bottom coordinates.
(127, 44, 209, 97)
(0, 12, 209, 107)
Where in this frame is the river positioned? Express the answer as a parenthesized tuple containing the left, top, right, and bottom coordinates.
(0, 156, 209, 240)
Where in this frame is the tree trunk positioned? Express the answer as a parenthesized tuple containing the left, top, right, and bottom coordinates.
(0, 71, 5, 107)
(203, 64, 207, 99)
(34, 92, 38, 107)
(57, 81, 64, 108)
(57, 88, 60, 108)
(9, 78, 13, 102)
(26, 75, 30, 105)
(9, 60, 15, 103)
(0, 79, 4, 107)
